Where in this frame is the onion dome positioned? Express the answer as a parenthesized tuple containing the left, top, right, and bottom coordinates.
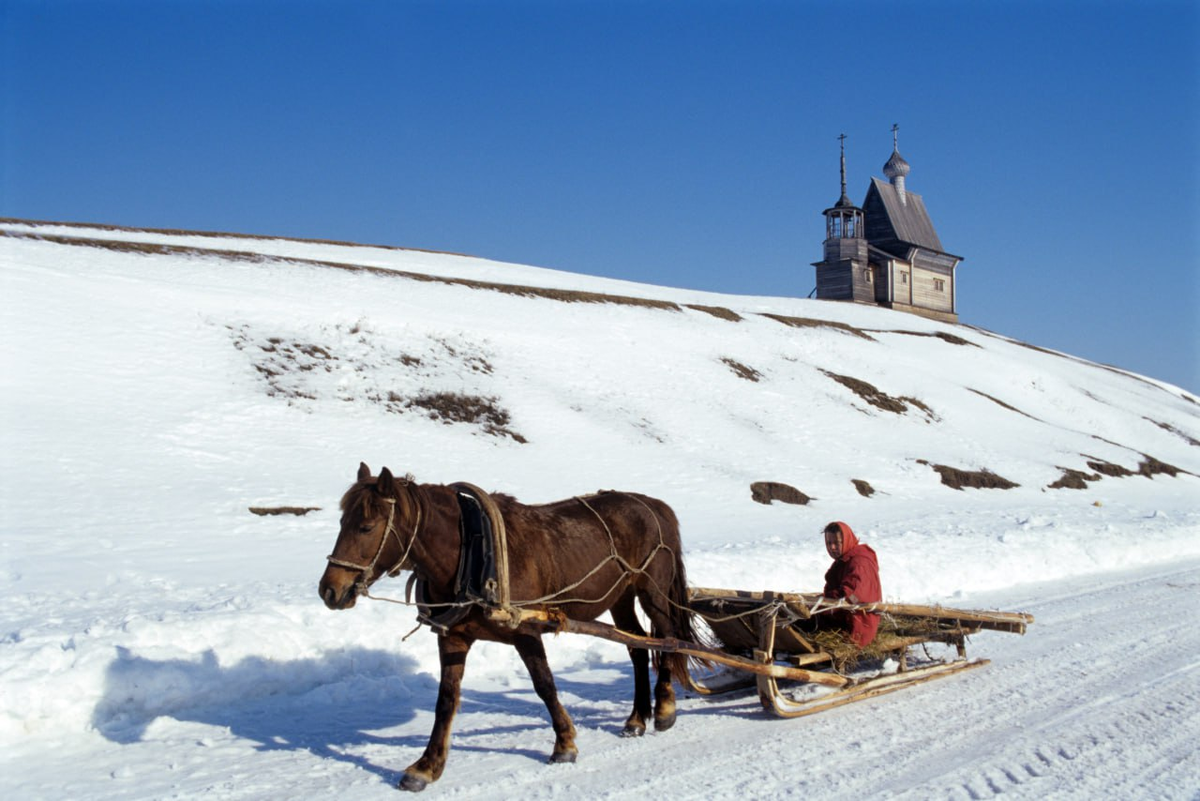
(883, 148, 910, 180)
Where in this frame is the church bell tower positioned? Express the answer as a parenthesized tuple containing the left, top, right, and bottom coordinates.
(813, 134, 872, 302)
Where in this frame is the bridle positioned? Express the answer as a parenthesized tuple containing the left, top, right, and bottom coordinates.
(326, 483, 423, 595)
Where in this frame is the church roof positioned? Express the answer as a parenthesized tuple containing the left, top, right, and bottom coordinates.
(865, 176, 953, 256)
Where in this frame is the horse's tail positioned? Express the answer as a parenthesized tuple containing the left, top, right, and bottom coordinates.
(655, 504, 711, 682)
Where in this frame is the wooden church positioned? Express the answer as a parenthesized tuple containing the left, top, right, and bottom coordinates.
(813, 127, 963, 323)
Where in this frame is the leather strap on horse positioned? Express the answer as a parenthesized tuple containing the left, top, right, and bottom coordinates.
(410, 482, 521, 633)
(451, 482, 511, 611)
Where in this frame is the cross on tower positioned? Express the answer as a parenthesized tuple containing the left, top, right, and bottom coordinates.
(892, 123, 900, 150)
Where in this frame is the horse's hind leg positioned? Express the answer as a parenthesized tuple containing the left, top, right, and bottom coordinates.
(610, 592, 652, 737)
(636, 588, 678, 732)
(514, 632, 578, 763)
(401, 632, 473, 792)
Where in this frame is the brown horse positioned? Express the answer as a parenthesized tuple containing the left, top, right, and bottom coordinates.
(318, 463, 701, 792)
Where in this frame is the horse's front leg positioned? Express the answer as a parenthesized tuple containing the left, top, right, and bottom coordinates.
(401, 632, 474, 792)
(513, 631, 578, 763)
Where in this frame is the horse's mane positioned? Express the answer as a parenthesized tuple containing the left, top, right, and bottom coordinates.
(340, 480, 388, 518)
(341, 471, 422, 518)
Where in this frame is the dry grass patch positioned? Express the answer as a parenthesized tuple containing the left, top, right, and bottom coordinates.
(968, 389, 1041, 421)
(851, 479, 876, 498)
(8, 228, 682, 312)
(1085, 458, 1135, 478)
(750, 482, 813, 506)
(721, 358, 762, 382)
(5, 229, 271, 263)
(228, 322, 524, 443)
(821, 371, 937, 420)
(1078, 454, 1190, 483)
(1047, 468, 1102, 490)
(917, 460, 1019, 490)
(1, 216, 472, 257)
(406, 391, 527, 443)
(1144, 418, 1200, 447)
(760, 314, 876, 340)
(879, 330, 979, 347)
(686, 304, 742, 322)
(1136, 455, 1187, 478)
(249, 506, 321, 516)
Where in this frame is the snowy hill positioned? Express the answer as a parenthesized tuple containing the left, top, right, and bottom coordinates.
(2, 219, 1198, 799)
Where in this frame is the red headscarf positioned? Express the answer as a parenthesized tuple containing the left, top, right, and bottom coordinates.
(829, 521, 859, 555)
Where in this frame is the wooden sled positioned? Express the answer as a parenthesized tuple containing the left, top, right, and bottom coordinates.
(495, 586, 1032, 720)
(683, 586, 1033, 718)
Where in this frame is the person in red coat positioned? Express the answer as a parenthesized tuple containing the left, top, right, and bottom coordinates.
(819, 521, 882, 647)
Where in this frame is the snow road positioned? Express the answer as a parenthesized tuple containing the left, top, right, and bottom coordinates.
(11, 559, 1195, 800)
(411, 559, 1200, 800)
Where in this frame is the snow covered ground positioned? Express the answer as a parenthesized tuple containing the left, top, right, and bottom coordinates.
(2, 221, 1198, 799)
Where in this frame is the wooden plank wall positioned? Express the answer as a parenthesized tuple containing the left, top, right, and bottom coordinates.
(911, 265, 953, 312)
(816, 259, 874, 302)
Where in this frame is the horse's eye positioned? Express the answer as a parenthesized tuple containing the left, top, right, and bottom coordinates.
(358, 522, 374, 534)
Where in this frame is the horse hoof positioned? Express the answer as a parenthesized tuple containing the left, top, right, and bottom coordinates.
(654, 713, 676, 732)
(620, 723, 646, 738)
(549, 750, 578, 764)
(399, 772, 428, 792)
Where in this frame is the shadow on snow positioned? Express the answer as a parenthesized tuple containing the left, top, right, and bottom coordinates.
(88, 643, 728, 786)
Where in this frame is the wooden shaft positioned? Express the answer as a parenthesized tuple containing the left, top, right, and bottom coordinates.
(508, 608, 849, 687)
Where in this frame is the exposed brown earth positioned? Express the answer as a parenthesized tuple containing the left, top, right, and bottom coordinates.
(851, 479, 876, 497)
(686, 304, 742, 321)
(750, 482, 813, 505)
(248, 506, 321, 516)
(1047, 468, 1102, 490)
(821, 370, 937, 421)
(917, 460, 1019, 490)
(759, 313, 876, 341)
(406, 391, 527, 443)
(721, 358, 762, 382)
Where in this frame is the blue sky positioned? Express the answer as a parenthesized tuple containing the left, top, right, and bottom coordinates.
(3, 0, 1198, 392)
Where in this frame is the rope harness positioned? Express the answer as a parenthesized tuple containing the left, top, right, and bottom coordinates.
(325, 488, 422, 600)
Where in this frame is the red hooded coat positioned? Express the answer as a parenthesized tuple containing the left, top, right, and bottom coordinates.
(822, 522, 882, 647)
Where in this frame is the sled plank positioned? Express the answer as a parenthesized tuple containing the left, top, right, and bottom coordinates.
(689, 586, 1034, 634)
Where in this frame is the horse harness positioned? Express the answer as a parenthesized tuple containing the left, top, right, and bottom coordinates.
(406, 482, 517, 633)
(331, 480, 674, 633)
(325, 485, 423, 597)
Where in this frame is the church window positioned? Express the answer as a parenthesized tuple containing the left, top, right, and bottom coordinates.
(934, 278, 945, 292)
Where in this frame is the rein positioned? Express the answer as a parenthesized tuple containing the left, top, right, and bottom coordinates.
(326, 485, 423, 597)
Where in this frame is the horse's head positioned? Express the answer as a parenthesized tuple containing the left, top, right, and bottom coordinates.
(319, 462, 418, 610)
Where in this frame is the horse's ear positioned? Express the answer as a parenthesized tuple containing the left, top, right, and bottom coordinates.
(357, 462, 371, 483)
(377, 467, 396, 497)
